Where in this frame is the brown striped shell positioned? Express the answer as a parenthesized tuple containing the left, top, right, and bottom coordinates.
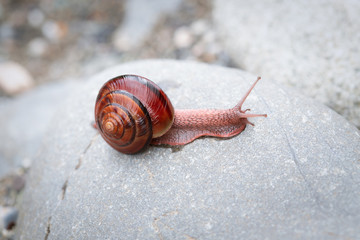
(95, 75, 174, 154)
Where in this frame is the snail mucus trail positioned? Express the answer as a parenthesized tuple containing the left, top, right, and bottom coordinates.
(94, 75, 267, 154)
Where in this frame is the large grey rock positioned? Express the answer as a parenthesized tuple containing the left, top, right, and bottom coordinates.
(213, 0, 360, 128)
(17, 60, 360, 239)
(0, 81, 80, 177)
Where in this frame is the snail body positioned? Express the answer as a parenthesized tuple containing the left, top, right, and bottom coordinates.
(95, 75, 267, 154)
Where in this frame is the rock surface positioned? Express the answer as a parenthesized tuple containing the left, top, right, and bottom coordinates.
(0, 81, 80, 178)
(17, 60, 360, 239)
(213, 0, 360, 127)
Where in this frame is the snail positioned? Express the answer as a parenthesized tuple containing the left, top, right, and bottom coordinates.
(94, 75, 267, 154)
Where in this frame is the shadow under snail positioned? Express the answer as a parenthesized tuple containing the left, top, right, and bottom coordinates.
(94, 75, 267, 154)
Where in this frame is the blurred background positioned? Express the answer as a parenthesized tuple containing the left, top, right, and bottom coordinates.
(0, 0, 232, 94)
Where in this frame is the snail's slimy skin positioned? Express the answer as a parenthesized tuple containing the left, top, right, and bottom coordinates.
(151, 77, 267, 146)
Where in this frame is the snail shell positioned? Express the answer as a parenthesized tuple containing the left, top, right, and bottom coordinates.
(94, 75, 174, 154)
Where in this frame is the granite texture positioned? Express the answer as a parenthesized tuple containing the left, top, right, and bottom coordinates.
(0, 81, 80, 177)
(213, 0, 360, 128)
(17, 60, 360, 239)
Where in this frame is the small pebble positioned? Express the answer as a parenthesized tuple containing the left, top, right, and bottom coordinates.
(207, 42, 222, 55)
(202, 30, 216, 43)
(42, 20, 67, 42)
(27, 37, 49, 57)
(112, 30, 132, 51)
(21, 158, 32, 170)
(173, 26, 194, 48)
(0, 23, 14, 39)
(0, 62, 34, 95)
(0, 206, 18, 231)
(11, 175, 25, 192)
(27, 9, 45, 27)
(9, 10, 27, 27)
(192, 41, 206, 57)
(190, 20, 209, 35)
(0, 3, 3, 19)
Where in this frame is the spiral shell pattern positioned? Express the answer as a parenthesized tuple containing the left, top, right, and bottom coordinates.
(95, 75, 174, 154)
